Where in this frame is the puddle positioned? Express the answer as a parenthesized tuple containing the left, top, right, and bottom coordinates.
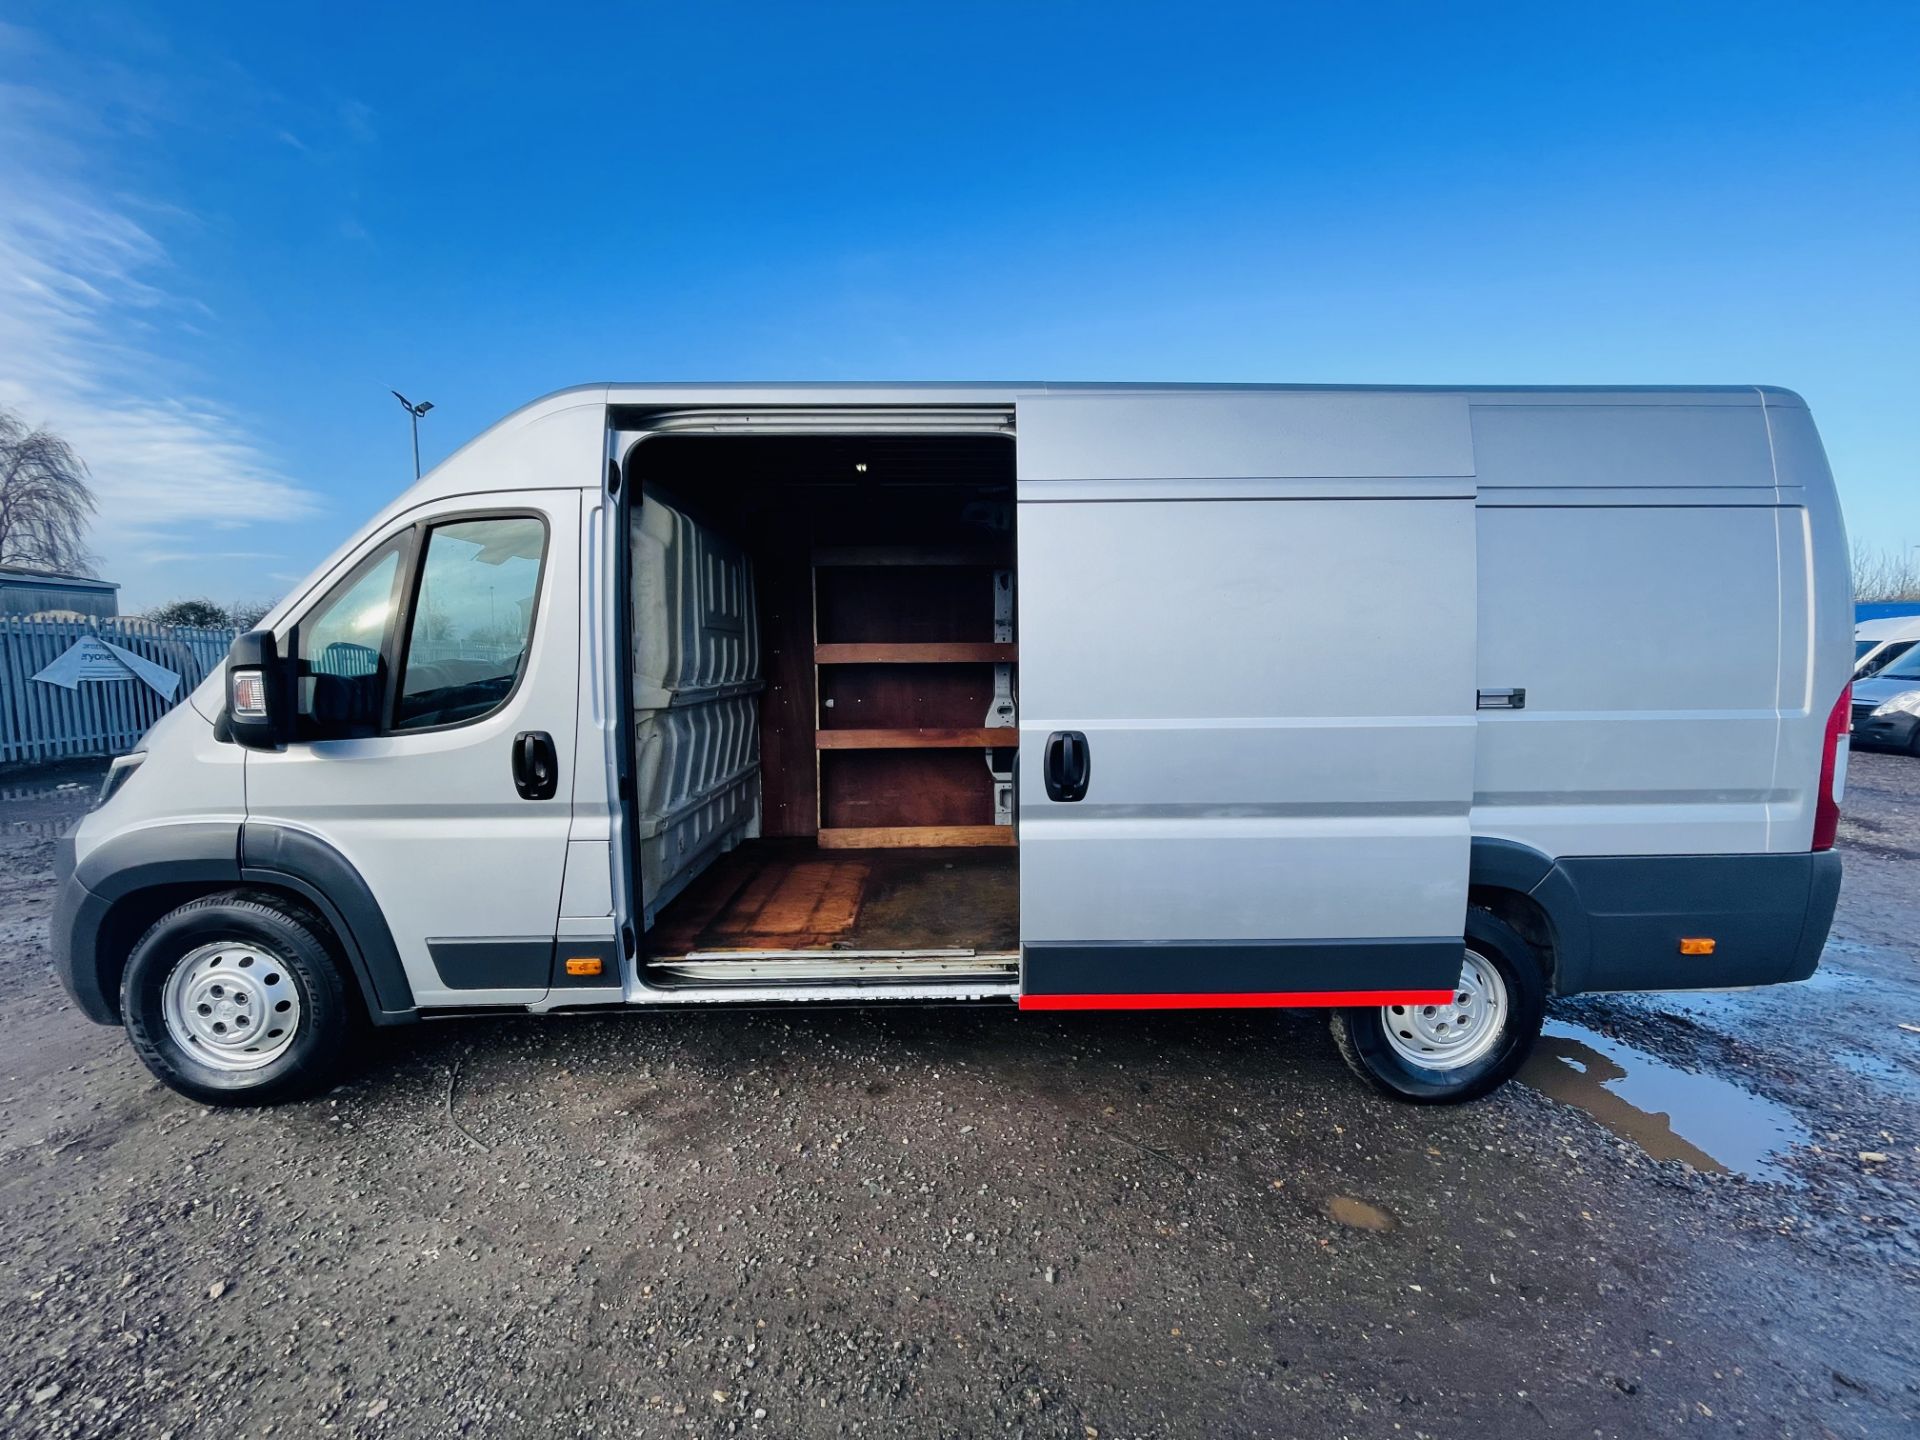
(0, 766, 103, 838)
(1820, 936, 1897, 966)
(1651, 969, 1869, 1022)
(1832, 1049, 1920, 1101)
(1325, 1195, 1396, 1231)
(1521, 1020, 1810, 1184)
(0, 782, 96, 838)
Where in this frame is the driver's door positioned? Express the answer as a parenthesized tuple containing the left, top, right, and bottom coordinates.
(244, 492, 580, 1007)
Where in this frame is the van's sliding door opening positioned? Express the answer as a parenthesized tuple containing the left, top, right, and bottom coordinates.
(626, 432, 1018, 988)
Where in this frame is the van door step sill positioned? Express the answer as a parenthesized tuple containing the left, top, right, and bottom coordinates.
(649, 949, 1020, 985)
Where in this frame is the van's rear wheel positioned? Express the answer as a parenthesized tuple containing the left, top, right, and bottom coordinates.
(121, 892, 357, 1106)
(1329, 908, 1546, 1103)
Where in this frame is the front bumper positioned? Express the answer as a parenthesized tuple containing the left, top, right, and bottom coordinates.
(51, 832, 119, 1025)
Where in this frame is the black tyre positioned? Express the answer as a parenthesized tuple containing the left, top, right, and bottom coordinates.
(120, 891, 358, 1106)
(1329, 907, 1547, 1104)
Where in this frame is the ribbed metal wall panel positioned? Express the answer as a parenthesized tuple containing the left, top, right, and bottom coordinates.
(631, 499, 763, 925)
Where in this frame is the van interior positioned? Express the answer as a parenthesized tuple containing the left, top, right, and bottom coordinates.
(628, 433, 1018, 987)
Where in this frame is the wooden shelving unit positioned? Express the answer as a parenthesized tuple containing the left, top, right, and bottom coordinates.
(810, 539, 1017, 849)
(814, 642, 1017, 666)
(816, 727, 1010, 750)
(818, 825, 1016, 850)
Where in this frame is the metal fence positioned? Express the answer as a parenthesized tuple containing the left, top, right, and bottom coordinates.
(0, 616, 237, 765)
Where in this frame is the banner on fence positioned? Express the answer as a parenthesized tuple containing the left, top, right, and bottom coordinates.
(0, 616, 237, 766)
(32, 636, 184, 701)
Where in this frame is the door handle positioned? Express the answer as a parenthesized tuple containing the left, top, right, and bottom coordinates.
(1044, 730, 1091, 803)
(513, 730, 559, 800)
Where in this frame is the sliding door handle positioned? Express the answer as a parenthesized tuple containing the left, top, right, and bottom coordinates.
(1044, 730, 1091, 803)
(513, 730, 559, 801)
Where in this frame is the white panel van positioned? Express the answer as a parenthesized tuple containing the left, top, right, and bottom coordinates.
(52, 384, 1853, 1106)
(1854, 615, 1920, 678)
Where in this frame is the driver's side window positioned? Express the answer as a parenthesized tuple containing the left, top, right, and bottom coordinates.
(290, 512, 546, 740)
(393, 516, 546, 731)
(295, 537, 405, 738)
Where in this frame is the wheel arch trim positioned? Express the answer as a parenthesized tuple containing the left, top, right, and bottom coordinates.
(61, 820, 418, 1026)
(1468, 836, 1592, 994)
(239, 822, 418, 1023)
(58, 821, 246, 1024)
(73, 819, 244, 899)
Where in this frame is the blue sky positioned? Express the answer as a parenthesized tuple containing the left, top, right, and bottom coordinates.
(2, 2, 1916, 609)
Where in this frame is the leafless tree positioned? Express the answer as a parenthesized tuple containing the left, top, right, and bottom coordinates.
(228, 598, 277, 631)
(1851, 539, 1920, 602)
(0, 410, 97, 575)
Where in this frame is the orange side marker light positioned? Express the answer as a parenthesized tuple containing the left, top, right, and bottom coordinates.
(565, 956, 604, 977)
(1678, 938, 1716, 956)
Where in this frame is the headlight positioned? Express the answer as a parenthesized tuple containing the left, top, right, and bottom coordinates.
(98, 752, 145, 807)
(1870, 691, 1920, 718)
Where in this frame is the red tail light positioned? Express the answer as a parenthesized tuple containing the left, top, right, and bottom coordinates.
(1812, 684, 1850, 851)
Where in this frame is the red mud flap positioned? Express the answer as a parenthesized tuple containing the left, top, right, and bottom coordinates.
(1018, 939, 1464, 1011)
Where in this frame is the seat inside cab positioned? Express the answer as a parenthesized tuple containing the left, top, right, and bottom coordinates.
(627, 434, 1018, 985)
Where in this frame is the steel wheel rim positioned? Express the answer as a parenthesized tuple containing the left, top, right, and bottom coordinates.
(161, 942, 302, 1072)
(1380, 947, 1509, 1072)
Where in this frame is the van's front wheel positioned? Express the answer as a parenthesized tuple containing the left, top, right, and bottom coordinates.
(121, 892, 357, 1106)
(1329, 909, 1546, 1104)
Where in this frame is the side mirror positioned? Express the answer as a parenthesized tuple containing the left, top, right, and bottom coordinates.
(225, 628, 296, 750)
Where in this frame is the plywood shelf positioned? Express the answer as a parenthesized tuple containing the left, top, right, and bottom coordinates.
(812, 544, 1012, 568)
(814, 642, 1017, 665)
(816, 727, 1016, 750)
(817, 825, 1016, 850)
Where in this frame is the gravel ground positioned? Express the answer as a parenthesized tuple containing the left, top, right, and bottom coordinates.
(1, 757, 1916, 1438)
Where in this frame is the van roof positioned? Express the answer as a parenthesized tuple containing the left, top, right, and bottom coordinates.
(490, 380, 1808, 425)
(1855, 615, 1920, 639)
(410, 380, 1816, 504)
(580, 379, 1806, 407)
(422, 380, 1815, 482)
(267, 380, 1819, 636)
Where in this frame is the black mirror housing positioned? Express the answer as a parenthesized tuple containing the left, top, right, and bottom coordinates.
(224, 628, 295, 750)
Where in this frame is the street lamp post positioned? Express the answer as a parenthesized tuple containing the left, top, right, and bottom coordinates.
(391, 391, 435, 479)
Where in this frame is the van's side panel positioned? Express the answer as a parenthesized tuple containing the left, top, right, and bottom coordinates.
(1761, 397, 1855, 851)
(1468, 391, 1848, 992)
(1472, 501, 1785, 856)
(1016, 390, 1475, 484)
(1015, 391, 1477, 1004)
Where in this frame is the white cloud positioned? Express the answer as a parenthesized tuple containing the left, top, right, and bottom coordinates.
(336, 97, 377, 146)
(0, 61, 321, 607)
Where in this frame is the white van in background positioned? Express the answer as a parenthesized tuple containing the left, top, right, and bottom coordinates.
(1853, 615, 1920, 678)
(53, 384, 1853, 1108)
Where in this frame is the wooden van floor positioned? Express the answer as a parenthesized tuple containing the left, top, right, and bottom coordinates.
(644, 840, 1018, 957)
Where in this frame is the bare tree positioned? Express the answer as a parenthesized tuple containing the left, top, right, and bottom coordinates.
(228, 598, 277, 631)
(0, 410, 97, 575)
(1851, 539, 1920, 603)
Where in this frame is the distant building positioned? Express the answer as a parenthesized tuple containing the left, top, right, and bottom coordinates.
(1857, 600, 1920, 624)
(0, 567, 119, 620)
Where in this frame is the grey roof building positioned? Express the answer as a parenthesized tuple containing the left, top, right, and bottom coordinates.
(0, 567, 119, 619)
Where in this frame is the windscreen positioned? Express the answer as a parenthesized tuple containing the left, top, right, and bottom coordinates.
(1875, 644, 1920, 683)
